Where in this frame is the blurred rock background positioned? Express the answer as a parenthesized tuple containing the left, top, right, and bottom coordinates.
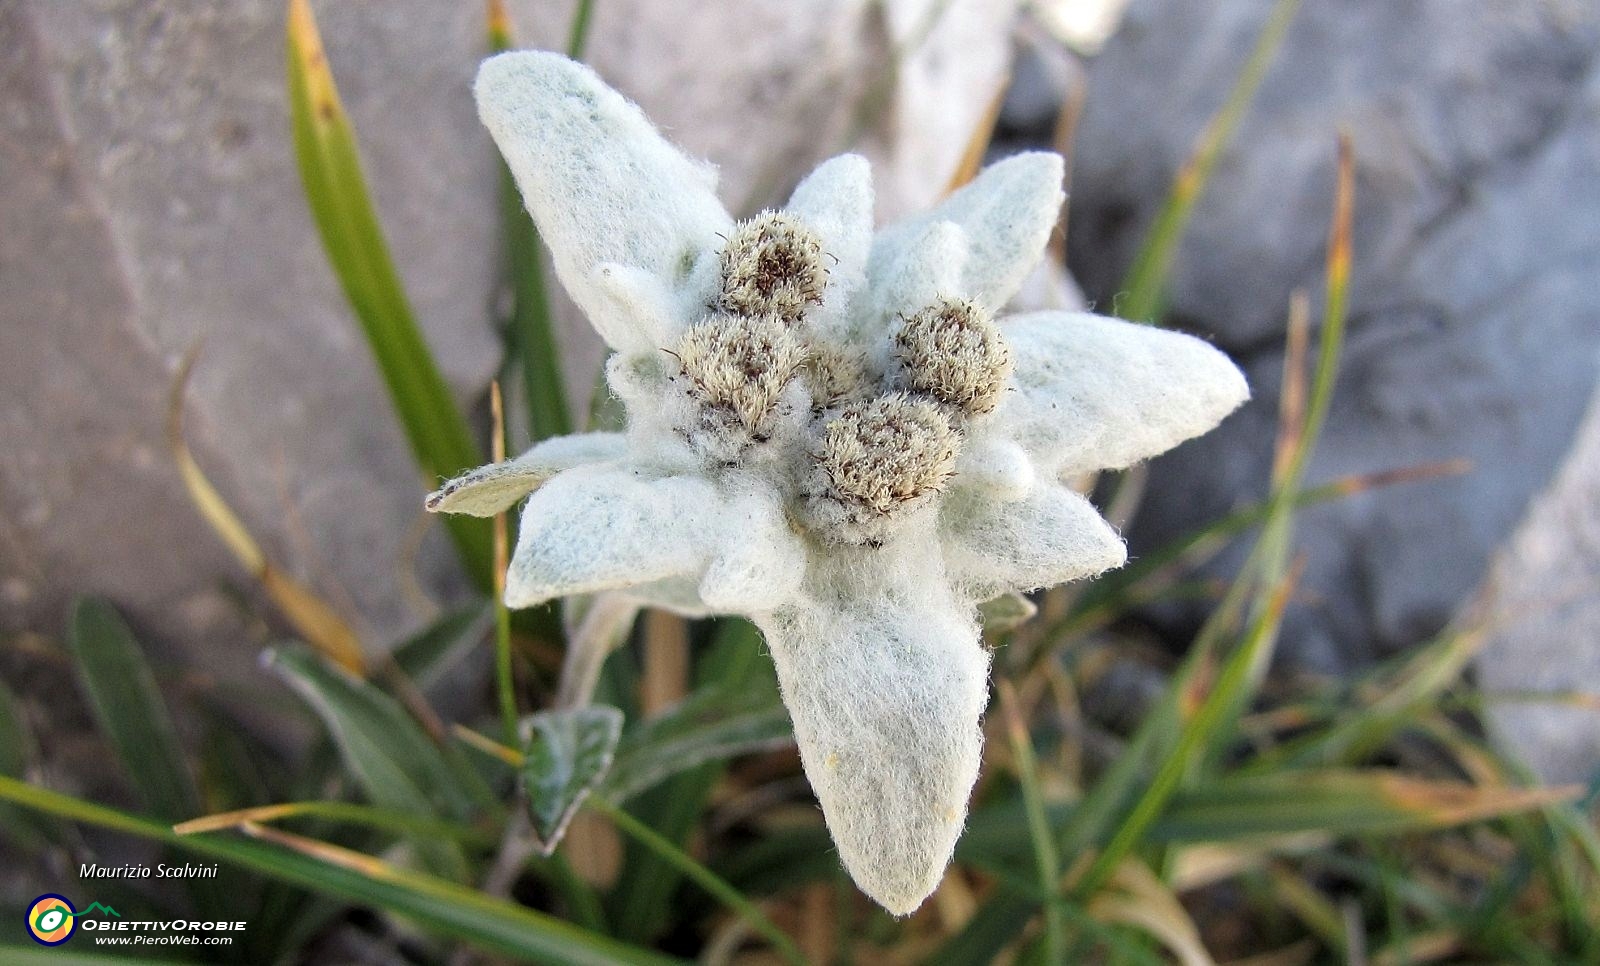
(3, 0, 1598, 781)
(1041, 0, 1600, 780)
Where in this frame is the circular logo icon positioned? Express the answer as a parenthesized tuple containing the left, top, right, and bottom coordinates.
(27, 894, 76, 946)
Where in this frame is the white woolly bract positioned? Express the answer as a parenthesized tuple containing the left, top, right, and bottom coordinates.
(995, 311, 1252, 478)
(755, 541, 987, 916)
(475, 53, 730, 354)
(867, 153, 1064, 314)
(505, 464, 802, 613)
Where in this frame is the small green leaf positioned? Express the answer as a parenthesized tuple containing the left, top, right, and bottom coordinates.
(266, 646, 474, 876)
(602, 686, 792, 804)
(67, 598, 200, 821)
(521, 705, 624, 852)
(286, 0, 490, 588)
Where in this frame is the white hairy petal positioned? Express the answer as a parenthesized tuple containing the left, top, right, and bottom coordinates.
(996, 311, 1251, 478)
(507, 465, 715, 608)
(940, 482, 1127, 600)
(784, 154, 874, 341)
(758, 579, 987, 915)
(475, 52, 733, 353)
(856, 220, 967, 348)
(425, 433, 628, 517)
(870, 153, 1063, 314)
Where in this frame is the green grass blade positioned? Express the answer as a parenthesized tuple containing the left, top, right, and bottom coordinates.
(1117, 0, 1301, 323)
(589, 796, 805, 966)
(67, 598, 200, 821)
(0, 776, 680, 966)
(565, 0, 598, 59)
(390, 601, 494, 691)
(999, 682, 1064, 962)
(1073, 571, 1298, 899)
(287, 0, 490, 588)
(174, 800, 496, 848)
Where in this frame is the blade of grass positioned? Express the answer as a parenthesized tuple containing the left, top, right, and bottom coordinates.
(287, 0, 490, 587)
(1117, 0, 1302, 323)
(999, 680, 1065, 963)
(0, 776, 673, 965)
(1071, 564, 1302, 899)
(68, 598, 201, 821)
(588, 796, 806, 966)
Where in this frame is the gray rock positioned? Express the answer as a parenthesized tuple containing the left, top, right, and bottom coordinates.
(1478, 384, 1600, 785)
(0, 0, 1018, 666)
(1067, 0, 1600, 669)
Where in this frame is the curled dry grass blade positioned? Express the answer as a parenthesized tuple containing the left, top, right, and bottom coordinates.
(167, 348, 365, 674)
(287, 0, 491, 588)
(1118, 0, 1302, 323)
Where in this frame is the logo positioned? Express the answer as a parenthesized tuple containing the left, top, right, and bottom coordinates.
(26, 894, 76, 946)
(25, 895, 120, 946)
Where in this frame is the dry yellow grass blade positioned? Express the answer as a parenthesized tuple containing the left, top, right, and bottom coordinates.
(167, 347, 365, 674)
(1373, 773, 1580, 827)
(1088, 859, 1216, 966)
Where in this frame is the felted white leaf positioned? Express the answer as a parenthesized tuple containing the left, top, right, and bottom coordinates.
(425, 432, 628, 517)
(476, 52, 733, 354)
(996, 311, 1251, 478)
(940, 481, 1127, 600)
(697, 487, 808, 612)
(783, 154, 874, 340)
(758, 577, 987, 916)
(869, 153, 1063, 314)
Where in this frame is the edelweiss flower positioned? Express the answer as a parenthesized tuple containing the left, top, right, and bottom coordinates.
(430, 52, 1249, 914)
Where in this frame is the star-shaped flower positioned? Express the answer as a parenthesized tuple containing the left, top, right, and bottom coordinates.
(430, 51, 1249, 915)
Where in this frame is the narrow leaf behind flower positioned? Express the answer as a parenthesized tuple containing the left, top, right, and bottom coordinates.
(601, 682, 793, 804)
(520, 704, 624, 852)
(286, 0, 491, 588)
(265, 645, 477, 878)
(67, 598, 201, 822)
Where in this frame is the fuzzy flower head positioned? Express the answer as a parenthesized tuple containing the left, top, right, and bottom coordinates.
(430, 52, 1250, 915)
